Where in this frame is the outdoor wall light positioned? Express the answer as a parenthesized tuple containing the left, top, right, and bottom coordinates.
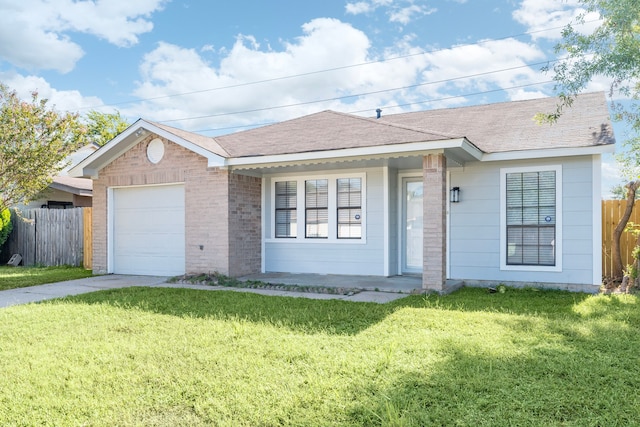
(134, 128, 146, 137)
(450, 187, 460, 203)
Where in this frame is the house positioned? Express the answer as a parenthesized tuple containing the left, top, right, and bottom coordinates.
(23, 143, 96, 209)
(69, 92, 615, 293)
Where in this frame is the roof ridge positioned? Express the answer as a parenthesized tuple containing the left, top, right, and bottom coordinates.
(384, 91, 606, 119)
(338, 110, 463, 140)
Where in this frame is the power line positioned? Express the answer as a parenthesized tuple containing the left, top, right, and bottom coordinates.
(192, 80, 554, 133)
(348, 80, 555, 115)
(83, 18, 599, 110)
(158, 59, 559, 124)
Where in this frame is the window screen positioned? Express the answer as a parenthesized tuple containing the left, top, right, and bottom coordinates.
(337, 178, 362, 239)
(506, 171, 556, 266)
(275, 181, 297, 238)
(305, 179, 328, 238)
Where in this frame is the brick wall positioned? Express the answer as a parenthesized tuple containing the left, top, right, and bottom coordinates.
(92, 134, 261, 277)
(228, 173, 262, 276)
(422, 153, 446, 291)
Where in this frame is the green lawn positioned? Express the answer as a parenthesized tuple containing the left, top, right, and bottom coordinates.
(0, 265, 93, 291)
(0, 286, 638, 426)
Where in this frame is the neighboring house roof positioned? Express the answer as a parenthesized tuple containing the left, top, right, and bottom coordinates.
(62, 142, 100, 174)
(50, 176, 92, 197)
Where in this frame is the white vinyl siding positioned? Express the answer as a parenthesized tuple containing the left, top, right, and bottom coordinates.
(449, 157, 594, 286)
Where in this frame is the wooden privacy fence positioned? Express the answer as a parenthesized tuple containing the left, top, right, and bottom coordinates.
(602, 199, 640, 278)
(4, 208, 92, 269)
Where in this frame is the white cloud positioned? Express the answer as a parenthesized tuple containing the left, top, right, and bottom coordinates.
(389, 5, 437, 25)
(0, 0, 167, 73)
(512, 0, 601, 41)
(415, 38, 549, 107)
(346, 0, 434, 25)
(130, 18, 431, 131)
(0, 72, 104, 112)
(346, 0, 393, 15)
(345, 1, 374, 15)
(126, 17, 561, 131)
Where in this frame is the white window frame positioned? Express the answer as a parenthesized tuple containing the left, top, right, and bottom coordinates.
(268, 172, 367, 244)
(500, 165, 562, 272)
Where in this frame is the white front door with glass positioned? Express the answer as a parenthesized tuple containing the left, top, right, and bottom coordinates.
(402, 177, 423, 274)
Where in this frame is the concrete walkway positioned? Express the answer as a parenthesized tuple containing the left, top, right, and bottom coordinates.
(0, 274, 414, 308)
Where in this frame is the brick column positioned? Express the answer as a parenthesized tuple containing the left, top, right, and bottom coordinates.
(228, 173, 262, 277)
(422, 154, 446, 291)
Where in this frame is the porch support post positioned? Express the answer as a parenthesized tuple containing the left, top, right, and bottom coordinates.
(422, 153, 446, 291)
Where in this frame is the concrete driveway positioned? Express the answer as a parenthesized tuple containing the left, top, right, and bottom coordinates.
(0, 274, 413, 308)
(0, 275, 168, 308)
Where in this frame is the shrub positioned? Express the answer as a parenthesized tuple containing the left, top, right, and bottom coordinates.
(0, 208, 12, 247)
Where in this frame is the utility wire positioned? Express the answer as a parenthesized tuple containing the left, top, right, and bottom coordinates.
(158, 59, 560, 124)
(192, 79, 554, 133)
(83, 18, 599, 110)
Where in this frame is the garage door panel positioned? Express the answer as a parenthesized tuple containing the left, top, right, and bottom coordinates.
(115, 185, 183, 206)
(115, 255, 182, 276)
(115, 211, 183, 233)
(112, 185, 185, 276)
(114, 235, 184, 253)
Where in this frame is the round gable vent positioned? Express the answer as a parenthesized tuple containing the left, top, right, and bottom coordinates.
(146, 138, 165, 164)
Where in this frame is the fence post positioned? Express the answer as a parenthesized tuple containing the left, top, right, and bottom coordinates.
(83, 207, 92, 270)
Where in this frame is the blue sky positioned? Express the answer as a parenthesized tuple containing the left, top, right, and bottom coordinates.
(0, 0, 623, 194)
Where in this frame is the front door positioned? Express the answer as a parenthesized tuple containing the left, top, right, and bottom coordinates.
(402, 177, 423, 274)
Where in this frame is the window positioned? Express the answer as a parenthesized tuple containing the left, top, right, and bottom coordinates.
(275, 181, 297, 238)
(505, 169, 557, 267)
(305, 179, 328, 238)
(337, 178, 362, 238)
(271, 174, 365, 242)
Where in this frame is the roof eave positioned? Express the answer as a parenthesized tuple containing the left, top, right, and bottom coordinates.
(48, 182, 92, 197)
(225, 138, 479, 170)
(480, 144, 615, 162)
(68, 120, 226, 178)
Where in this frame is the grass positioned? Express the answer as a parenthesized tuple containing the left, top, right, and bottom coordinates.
(0, 286, 639, 426)
(0, 265, 93, 291)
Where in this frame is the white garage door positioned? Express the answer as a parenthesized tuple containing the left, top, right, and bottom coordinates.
(112, 184, 185, 276)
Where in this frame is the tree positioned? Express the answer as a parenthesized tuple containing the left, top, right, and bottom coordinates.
(84, 110, 129, 146)
(0, 83, 87, 214)
(541, 0, 640, 283)
(539, 0, 640, 126)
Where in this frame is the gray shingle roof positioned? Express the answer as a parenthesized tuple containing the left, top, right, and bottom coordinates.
(214, 110, 460, 158)
(157, 92, 614, 159)
(379, 91, 614, 154)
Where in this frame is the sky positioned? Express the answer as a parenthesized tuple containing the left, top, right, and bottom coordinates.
(0, 0, 625, 195)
